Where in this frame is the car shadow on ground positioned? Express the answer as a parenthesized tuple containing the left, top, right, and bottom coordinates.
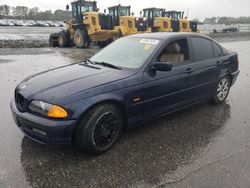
(20, 102, 231, 187)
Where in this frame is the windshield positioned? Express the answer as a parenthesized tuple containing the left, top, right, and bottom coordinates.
(153, 10, 163, 17)
(119, 7, 130, 16)
(90, 38, 160, 69)
(81, 5, 94, 12)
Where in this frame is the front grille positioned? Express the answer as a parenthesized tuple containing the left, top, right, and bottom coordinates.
(136, 19, 148, 32)
(99, 13, 114, 30)
(15, 90, 28, 112)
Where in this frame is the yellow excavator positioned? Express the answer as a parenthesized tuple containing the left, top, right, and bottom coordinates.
(49, 0, 119, 48)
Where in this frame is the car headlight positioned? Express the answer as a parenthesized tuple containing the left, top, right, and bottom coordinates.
(28, 100, 68, 118)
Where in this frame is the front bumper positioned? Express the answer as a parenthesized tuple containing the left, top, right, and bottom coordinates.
(10, 99, 77, 145)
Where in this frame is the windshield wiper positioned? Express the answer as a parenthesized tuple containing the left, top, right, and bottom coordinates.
(94, 61, 122, 70)
(85, 58, 95, 65)
(79, 59, 101, 69)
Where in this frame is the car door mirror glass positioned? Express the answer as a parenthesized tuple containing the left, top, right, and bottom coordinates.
(152, 62, 173, 72)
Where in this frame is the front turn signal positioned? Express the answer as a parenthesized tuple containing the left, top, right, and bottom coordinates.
(47, 105, 68, 118)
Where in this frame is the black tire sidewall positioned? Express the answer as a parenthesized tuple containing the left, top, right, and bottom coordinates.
(58, 31, 69, 48)
(75, 104, 123, 155)
(74, 29, 90, 48)
(49, 33, 58, 47)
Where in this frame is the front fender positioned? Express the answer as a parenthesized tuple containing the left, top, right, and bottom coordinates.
(64, 93, 127, 120)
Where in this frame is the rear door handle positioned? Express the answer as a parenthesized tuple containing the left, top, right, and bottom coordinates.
(186, 68, 194, 74)
(216, 61, 223, 66)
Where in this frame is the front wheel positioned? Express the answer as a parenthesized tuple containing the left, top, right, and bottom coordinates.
(211, 76, 231, 104)
(74, 104, 123, 155)
(74, 29, 90, 48)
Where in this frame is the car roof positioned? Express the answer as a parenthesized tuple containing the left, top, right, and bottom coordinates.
(128, 32, 209, 40)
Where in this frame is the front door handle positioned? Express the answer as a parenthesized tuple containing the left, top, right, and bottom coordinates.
(186, 68, 194, 74)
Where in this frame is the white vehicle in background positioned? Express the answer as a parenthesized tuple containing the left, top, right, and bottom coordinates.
(0, 19, 9, 26)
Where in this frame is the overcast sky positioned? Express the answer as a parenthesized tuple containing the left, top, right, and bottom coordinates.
(1, 0, 250, 20)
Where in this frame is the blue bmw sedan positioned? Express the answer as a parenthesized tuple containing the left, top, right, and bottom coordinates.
(11, 33, 240, 155)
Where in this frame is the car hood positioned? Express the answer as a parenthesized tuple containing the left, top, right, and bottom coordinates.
(17, 63, 135, 103)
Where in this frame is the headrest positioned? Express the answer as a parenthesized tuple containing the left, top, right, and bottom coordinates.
(166, 42, 181, 53)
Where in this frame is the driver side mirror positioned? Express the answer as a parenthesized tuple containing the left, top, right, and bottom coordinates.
(151, 62, 173, 72)
(66, 4, 69, 10)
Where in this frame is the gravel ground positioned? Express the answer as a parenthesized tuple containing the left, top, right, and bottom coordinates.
(0, 40, 48, 48)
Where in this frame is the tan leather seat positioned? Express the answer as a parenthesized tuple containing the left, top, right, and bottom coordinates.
(160, 42, 185, 64)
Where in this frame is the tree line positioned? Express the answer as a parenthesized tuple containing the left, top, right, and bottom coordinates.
(203, 17, 250, 25)
(1, 4, 250, 25)
(0, 4, 71, 21)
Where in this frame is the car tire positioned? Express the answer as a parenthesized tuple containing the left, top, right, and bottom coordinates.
(74, 29, 90, 48)
(211, 76, 231, 105)
(74, 103, 123, 155)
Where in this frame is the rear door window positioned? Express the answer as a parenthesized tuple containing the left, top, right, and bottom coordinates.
(191, 37, 214, 61)
(212, 42, 223, 57)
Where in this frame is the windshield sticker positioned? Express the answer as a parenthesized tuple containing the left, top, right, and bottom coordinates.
(139, 39, 159, 45)
(144, 44, 152, 51)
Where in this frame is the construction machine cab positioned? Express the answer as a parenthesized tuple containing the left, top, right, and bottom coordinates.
(142, 8, 172, 32)
(70, 0, 98, 24)
(108, 5, 131, 26)
(143, 8, 164, 27)
(108, 5, 137, 36)
(164, 10, 192, 32)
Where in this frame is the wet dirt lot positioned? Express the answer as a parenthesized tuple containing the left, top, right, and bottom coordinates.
(0, 41, 250, 188)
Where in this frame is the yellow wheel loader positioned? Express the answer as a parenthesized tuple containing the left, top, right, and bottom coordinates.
(108, 5, 138, 37)
(140, 8, 173, 32)
(164, 11, 197, 32)
(49, 0, 119, 48)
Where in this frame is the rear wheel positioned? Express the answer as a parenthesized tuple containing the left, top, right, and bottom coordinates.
(58, 32, 69, 48)
(74, 103, 123, 155)
(74, 29, 90, 48)
(211, 76, 231, 104)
